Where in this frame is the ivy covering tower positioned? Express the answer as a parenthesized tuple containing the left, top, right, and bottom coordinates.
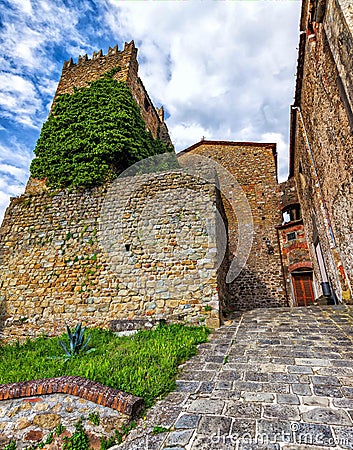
(29, 41, 173, 189)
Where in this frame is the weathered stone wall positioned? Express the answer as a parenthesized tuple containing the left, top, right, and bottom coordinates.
(324, 0, 353, 120)
(0, 171, 221, 342)
(178, 141, 287, 311)
(291, 0, 353, 303)
(54, 41, 171, 145)
(0, 376, 141, 448)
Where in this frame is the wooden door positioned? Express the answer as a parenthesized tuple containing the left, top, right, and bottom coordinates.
(292, 272, 315, 306)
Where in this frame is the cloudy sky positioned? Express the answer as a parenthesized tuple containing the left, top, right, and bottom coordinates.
(0, 0, 301, 223)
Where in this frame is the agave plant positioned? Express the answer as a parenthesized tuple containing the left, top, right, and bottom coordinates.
(59, 323, 94, 358)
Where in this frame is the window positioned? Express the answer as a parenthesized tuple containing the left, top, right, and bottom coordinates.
(144, 96, 150, 112)
(282, 203, 301, 224)
(287, 232, 297, 241)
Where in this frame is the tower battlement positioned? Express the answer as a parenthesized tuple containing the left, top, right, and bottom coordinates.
(56, 41, 138, 97)
(54, 40, 171, 147)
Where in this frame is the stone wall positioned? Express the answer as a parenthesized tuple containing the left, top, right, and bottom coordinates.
(0, 171, 221, 342)
(178, 141, 288, 311)
(0, 376, 142, 448)
(290, 0, 353, 303)
(54, 41, 171, 146)
(324, 0, 353, 122)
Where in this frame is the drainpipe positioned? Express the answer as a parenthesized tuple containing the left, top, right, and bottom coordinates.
(275, 227, 290, 306)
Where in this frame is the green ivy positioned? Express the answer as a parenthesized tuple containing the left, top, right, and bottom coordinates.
(30, 74, 173, 189)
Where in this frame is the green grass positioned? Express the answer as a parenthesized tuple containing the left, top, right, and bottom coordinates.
(0, 324, 209, 407)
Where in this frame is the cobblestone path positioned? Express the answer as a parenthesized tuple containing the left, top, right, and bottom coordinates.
(114, 305, 353, 450)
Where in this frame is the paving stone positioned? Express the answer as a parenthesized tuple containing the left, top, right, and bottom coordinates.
(333, 398, 353, 408)
(205, 363, 223, 370)
(197, 415, 232, 435)
(332, 426, 353, 449)
(205, 355, 225, 363)
(263, 404, 300, 420)
(174, 414, 201, 429)
(210, 390, 240, 400)
(216, 381, 233, 390)
(233, 381, 263, 393)
(271, 357, 296, 365)
(332, 360, 353, 368)
(312, 376, 341, 386)
(188, 399, 224, 414)
(190, 434, 235, 449)
(218, 370, 241, 381)
(342, 387, 353, 398)
(302, 407, 352, 425)
(231, 418, 256, 437)
(116, 433, 166, 450)
(313, 385, 343, 398)
(166, 429, 194, 447)
(176, 381, 199, 393)
(339, 377, 353, 387)
(245, 372, 269, 382)
(225, 401, 262, 418)
(197, 381, 215, 393)
(295, 358, 332, 367)
(277, 394, 300, 405)
(257, 419, 293, 444)
(298, 375, 311, 383)
(269, 373, 300, 384)
(258, 363, 287, 373)
(287, 365, 314, 374)
(241, 392, 275, 402)
(180, 371, 216, 381)
(292, 383, 312, 396)
(163, 392, 189, 406)
(302, 396, 330, 407)
(290, 422, 334, 447)
(238, 444, 280, 450)
(262, 382, 290, 393)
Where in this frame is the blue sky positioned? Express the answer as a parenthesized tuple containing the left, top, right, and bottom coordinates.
(0, 0, 301, 222)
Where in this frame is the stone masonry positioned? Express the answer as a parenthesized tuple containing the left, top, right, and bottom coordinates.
(179, 141, 288, 311)
(0, 171, 221, 342)
(0, 376, 142, 448)
(290, 0, 353, 303)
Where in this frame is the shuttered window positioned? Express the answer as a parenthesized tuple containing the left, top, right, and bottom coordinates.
(292, 272, 315, 306)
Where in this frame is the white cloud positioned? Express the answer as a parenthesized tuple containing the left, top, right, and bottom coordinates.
(106, 0, 301, 173)
(0, 73, 42, 127)
(0, 0, 302, 223)
(0, 140, 32, 223)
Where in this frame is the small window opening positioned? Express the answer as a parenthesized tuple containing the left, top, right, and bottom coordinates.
(144, 96, 150, 111)
(282, 204, 301, 224)
(287, 232, 297, 242)
(125, 243, 131, 252)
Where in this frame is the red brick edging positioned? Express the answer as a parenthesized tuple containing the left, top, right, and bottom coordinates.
(0, 376, 144, 417)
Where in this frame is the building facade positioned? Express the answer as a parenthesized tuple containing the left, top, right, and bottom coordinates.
(289, 0, 353, 304)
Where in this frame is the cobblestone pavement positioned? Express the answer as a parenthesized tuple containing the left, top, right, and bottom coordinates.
(113, 305, 353, 450)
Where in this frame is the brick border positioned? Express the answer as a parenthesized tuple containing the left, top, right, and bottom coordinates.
(0, 376, 144, 417)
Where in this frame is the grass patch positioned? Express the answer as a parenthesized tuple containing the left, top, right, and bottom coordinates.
(0, 323, 209, 407)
